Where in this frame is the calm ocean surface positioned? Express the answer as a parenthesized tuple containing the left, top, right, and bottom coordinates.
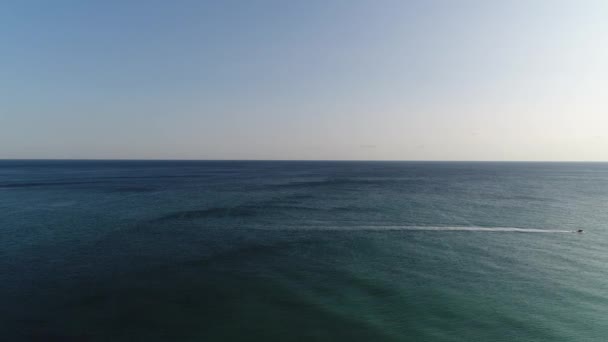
(1, 160, 608, 341)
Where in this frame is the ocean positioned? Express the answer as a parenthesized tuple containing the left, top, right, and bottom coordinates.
(1, 160, 607, 341)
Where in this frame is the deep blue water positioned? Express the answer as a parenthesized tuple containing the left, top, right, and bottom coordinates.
(1, 160, 608, 341)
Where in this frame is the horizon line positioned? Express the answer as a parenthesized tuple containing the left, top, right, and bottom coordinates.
(1, 158, 608, 163)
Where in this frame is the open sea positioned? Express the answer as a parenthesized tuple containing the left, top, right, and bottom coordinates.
(1, 160, 608, 341)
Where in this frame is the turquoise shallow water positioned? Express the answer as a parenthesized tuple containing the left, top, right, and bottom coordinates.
(1, 161, 608, 341)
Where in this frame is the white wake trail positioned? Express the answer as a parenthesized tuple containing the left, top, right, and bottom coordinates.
(365, 226, 573, 233)
(285, 226, 575, 233)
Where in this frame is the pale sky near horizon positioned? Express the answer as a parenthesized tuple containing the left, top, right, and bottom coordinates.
(1, 0, 607, 160)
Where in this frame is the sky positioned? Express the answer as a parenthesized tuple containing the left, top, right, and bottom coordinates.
(1, 0, 607, 161)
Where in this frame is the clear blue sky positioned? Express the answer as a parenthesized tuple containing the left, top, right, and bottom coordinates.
(1, 0, 607, 160)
